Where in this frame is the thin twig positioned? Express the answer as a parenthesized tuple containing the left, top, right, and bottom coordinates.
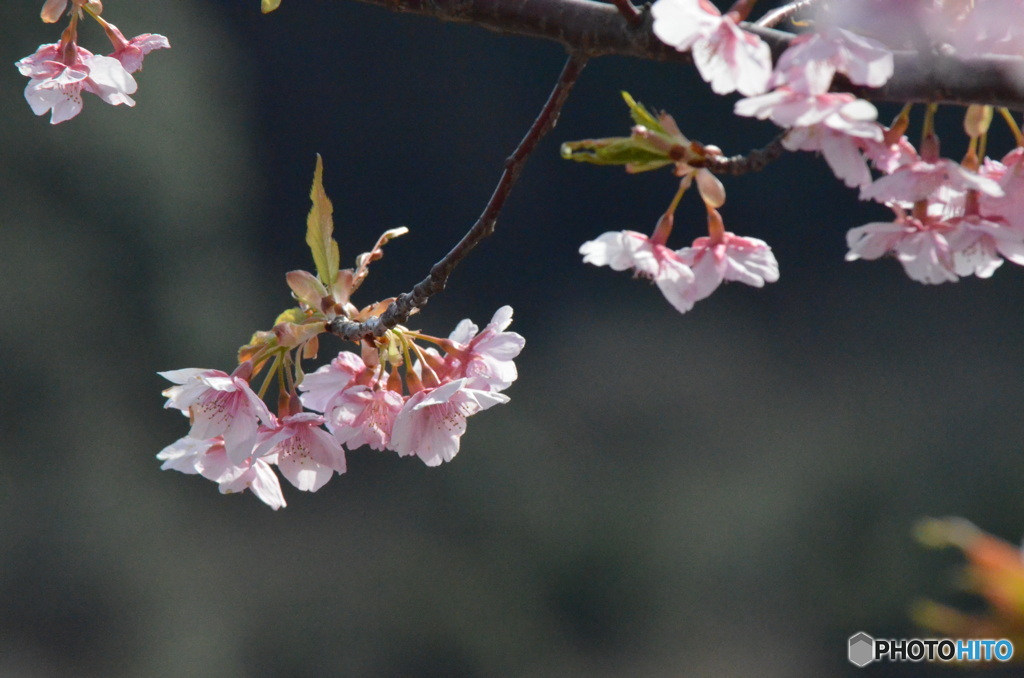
(754, 0, 818, 28)
(329, 53, 589, 341)
(690, 133, 787, 176)
(610, 0, 643, 26)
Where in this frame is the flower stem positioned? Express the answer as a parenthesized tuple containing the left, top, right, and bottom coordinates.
(650, 176, 690, 245)
(257, 353, 282, 400)
(999, 107, 1024, 147)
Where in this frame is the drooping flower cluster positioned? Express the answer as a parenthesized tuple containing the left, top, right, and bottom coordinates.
(733, 26, 894, 190)
(157, 157, 523, 508)
(845, 123, 1024, 283)
(565, 94, 779, 314)
(301, 306, 522, 466)
(650, 0, 896, 176)
(15, 0, 168, 124)
(579, 217, 778, 314)
(596, 0, 1024, 287)
(159, 308, 522, 509)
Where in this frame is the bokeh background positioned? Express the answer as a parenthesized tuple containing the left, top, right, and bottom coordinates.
(3, 1, 1024, 676)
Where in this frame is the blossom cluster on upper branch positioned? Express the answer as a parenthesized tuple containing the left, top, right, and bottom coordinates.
(561, 0, 1024, 313)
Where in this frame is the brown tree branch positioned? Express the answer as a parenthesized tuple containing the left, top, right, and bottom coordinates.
(352, 0, 675, 60)
(692, 133, 787, 176)
(609, 0, 643, 26)
(329, 52, 588, 341)
(347, 0, 1024, 110)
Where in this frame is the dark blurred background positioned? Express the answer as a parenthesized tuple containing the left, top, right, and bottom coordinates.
(3, 1, 1024, 676)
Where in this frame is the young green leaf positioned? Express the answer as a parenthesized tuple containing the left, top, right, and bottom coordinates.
(621, 92, 668, 135)
(306, 154, 340, 287)
(560, 139, 673, 172)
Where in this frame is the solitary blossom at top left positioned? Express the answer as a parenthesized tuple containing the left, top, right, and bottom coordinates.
(158, 156, 523, 509)
(15, 0, 169, 124)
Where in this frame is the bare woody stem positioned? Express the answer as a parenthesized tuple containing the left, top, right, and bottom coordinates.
(329, 52, 589, 341)
(692, 134, 787, 176)
(610, 0, 643, 26)
(345, 0, 1024, 110)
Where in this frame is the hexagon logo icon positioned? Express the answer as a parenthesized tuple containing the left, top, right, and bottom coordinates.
(848, 632, 875, 667)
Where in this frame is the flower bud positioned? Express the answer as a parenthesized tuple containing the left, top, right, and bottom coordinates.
(696, 169, 726, 208)
(41, 0, 67, 23)
(964, 105, 993, 140)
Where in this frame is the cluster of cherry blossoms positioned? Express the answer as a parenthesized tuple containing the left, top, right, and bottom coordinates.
(159, 307, 522, 509)
(563, 93, 780, 313)
(158, 157, 523, 509)
(847, 127, 1024, 284)
(561, 0, 1024, 310)
(15, 0, 168, 124)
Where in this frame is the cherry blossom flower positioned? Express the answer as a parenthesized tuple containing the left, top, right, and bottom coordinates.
(812, 0, 932, 52)
(895, 230, 959, 284)
(735, 78, 881, 135)
(15, 42, 136, 124)
(390, 379, 510, 467)
(325, 385, 405, 452)
(936, 0, 1024, 58)
(773, 27, 893, 89)
(651, 0, 771, 96)
(782, 114, 883, 189)
(845, 206, 959, 284)
(16, 43, 64, 79)
(298, 350, 372, 413)
(980, 148, 1024, 232)
(861, 159, 1004, 204)
(443, 305, 525, 392)
(254, 413, 345, 492)
(160, 365, 274, 465)
(157, 436, 286, 510)
(947, 216, 1024, 279)
(675, 214, 779, 302)
(733, 32, 897, 190)
(103, 23, 171, 74)
(580, 230, 696, 313)
(862, 134, 919, 175)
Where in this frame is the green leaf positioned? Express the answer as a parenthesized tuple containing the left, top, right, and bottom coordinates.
(621, 91, 667, 135)
(561, 139, 672, 172)
(261, 0, 282, 13)
(306, 154, 340, 287)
